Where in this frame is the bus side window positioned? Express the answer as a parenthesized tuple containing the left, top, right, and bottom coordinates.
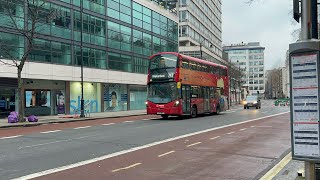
(191, 86, 198, 98)
(214, 88, 220, 99)
(212, 66, 218, 75)
(190, 62, 197, 71)
(210, 87, 215, 98)
(182, 59, 189, 69)
(197, 63, 201, 71)
(221, 68, 227, 76)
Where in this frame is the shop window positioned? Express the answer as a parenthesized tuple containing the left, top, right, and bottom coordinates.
(104, 84, 128, 111)
(129, 85, 147, 110)
(25, 90, 51, 107)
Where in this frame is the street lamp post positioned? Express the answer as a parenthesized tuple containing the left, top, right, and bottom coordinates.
(80, 0, 85, 118)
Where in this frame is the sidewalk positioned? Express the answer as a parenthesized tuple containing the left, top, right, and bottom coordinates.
(0, 110, 146, 128)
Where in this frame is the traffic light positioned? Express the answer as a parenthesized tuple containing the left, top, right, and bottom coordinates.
(293, 0, 300, 23)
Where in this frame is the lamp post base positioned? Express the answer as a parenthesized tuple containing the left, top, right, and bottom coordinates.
(80, 99, 85, 118)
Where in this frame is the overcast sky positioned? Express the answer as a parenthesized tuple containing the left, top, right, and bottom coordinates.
(222, 0, 300, 70)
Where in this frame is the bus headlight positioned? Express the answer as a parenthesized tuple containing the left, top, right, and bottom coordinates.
(145, 101, 149, 107)
(253, 101, 257, 104)
(174, 100, 180, 106)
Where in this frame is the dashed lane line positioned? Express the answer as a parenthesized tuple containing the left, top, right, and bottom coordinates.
(0, 135, 22, 140)
(111, 163, 142, 173)
(187, 142, 202, 147)
(123, 121, 134, 123)
(40, 130, 61, 134)
(18, 134, 100, 149)
(209, 136, 220, 140)
(158, 151, 175, 157)
(102, 123, 115, 126)
(73, 126, 91, 130)
(226, 132, 235, 135)
(240, 128, 247, 131)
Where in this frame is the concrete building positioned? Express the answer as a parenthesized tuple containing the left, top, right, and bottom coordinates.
(223, 42, 266, 98)
(178, 0, 224, 64)
(0, 0, 178, 117)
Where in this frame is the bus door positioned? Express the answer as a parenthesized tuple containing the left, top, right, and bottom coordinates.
(204, 87, 210, 112)
(182, 85, 191, 114)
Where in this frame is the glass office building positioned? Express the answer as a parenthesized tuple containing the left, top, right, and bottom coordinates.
(0, 0, 178, 116)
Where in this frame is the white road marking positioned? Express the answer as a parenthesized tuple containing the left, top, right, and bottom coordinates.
(102, 123, 115, 126)
(40, 130, 61, 134)
(158, 151, 175, 157)
(18, 134, 99, 149)
(223, 111, 236, 114)
(210, 136, 220, 140)
(13, 111, 289, 180)
(141, 118, 158, 121)
(226, 132, 235, 135)
(251, 126, 255, 128)
(256, 126, 272, 128)
(187, 142, 202, 147)
(42, 124, 48, 126)
(111, 163, 142, 173)
(73, 126, 91, 129)
(0, 135, 22, 140)
(240, 128, 247, 131)
(123, 121, 134, 123)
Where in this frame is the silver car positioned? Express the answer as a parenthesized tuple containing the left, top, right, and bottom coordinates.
(244, 96, 261, 109)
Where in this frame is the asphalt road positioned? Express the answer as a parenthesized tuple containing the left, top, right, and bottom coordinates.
(0, 100, 289, 179)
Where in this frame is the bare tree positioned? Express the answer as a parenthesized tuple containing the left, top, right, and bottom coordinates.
(0, 0, 55, 122)
(266, 68, 283, 99)
(227, 62, 242, 105)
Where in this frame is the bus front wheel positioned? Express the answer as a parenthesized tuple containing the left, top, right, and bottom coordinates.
(191, 106, 197, 118)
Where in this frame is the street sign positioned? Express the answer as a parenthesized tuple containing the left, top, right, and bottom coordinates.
(290, 41, 320, 161)
(291, 53, 320, 158)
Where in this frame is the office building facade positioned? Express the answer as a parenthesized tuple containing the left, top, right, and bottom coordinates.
(0, 0, 178, 117)
(178, 0, 223, 64)
(223, 42, 265, 97)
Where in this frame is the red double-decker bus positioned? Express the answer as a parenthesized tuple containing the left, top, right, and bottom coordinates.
(146, 52, 229, 118)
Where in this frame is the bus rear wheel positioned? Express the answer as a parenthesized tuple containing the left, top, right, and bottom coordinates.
(161, 115, 169, 119)
(214, 106, 220, 115)
(191, 106, 197, 118)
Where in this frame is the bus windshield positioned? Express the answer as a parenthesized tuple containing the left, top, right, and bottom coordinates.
(150, 54, 177, 70)
(148, 82, 178, 104)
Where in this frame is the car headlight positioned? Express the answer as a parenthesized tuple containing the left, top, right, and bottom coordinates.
(253, 101, 257, 104)
(243, 101, 247, 105)
(174, 100, 180, 106)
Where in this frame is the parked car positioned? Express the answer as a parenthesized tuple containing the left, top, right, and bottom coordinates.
(243, 96, 261, 109)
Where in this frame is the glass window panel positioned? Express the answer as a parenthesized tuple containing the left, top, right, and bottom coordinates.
(107, 8, 119, 19)
(133, 2, 142, 11)
(120, 13, 131, 24)
(143, 6, 151, 16)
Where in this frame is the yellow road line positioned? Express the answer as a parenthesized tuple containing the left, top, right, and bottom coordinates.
(158, 151, 175, 157)
(260, 152, 292, 180)
(187, 142, 202, 147)
(111, 163, 142, 173)
(210, 136, 220, 140)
